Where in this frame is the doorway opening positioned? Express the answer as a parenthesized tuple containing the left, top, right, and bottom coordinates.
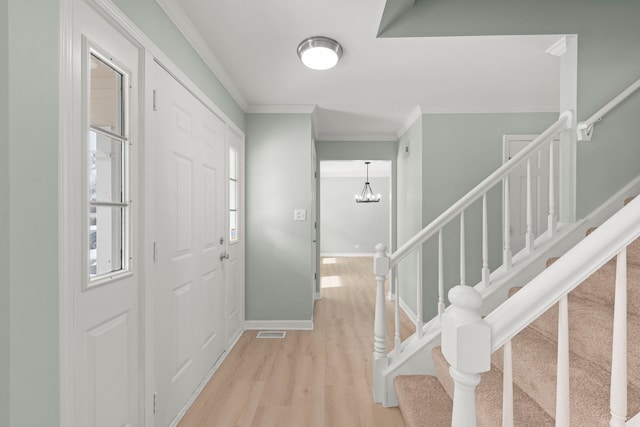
(318, 160, 392, 296)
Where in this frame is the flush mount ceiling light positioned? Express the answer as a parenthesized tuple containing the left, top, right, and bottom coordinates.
(297, 36, 343, 71)
(355, 162, 381, 203)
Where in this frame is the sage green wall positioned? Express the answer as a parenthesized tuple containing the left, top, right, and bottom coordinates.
(245, 114, 314, 321)
(112, 0, 245, 130)
(396, 118, 423, 314)
(7, 0, 60, 425)
(381, 0, 640, 218)
(0, 1, 9, 424)
(320, 177, 390, 254)
(420, 113, 558, 320)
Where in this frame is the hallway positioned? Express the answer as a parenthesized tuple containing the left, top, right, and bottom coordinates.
(179, 256, 413, 426)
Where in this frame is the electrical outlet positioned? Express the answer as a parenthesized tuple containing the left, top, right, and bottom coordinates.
(354, 244, 360, 249)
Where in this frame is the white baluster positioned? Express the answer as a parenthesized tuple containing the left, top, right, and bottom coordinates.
(502, 340, 514, 427)
(389, 266, 396, 300)
(416, 246, 424, 338)
(503, 178, 512, 270)
(548, 141, 557, 237)
(438, 230, 445, 320)
(460, 211, 466, 286)
(482, 193, 490, 286)
(526, 158, 534, 253)
(442, 285, 491, 427)
(610, 248, 628, 427)
(394, 267, 401, 352)
(556, 295, 570, 425)
(372, 243, 390, 402)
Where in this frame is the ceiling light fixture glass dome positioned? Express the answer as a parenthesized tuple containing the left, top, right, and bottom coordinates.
(297, 36, 343, 71)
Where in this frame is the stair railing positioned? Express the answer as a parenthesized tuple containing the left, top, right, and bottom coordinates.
(372, 111, 573, 403)
(577, 76, 640, 141)
(442, 195, 640, 426)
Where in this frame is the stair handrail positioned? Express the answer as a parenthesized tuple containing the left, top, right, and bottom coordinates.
(577, 76, 640, 141)
(485, 195, 640, 352)
(390, 110, 573, 268)
(442, 195, 640, 426)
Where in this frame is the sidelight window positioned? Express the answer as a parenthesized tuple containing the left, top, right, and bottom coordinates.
(229, 148, 239, 243)
(87, 50, 130, 283)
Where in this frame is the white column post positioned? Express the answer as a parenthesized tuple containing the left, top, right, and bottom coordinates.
(548, 141, 557, 237)
(460, 211, 466, 286)
(610, 248, 628, 427)
(438, 230, 445, 320)
(482, 193, 490, 286)
(393, 266, 401, 351)
(556, 295, 571, 425)
(373, 243, 390, 403)
(503, 178, 513, 270)
(525, 158, 534, 253)
(416, 246, 423, 338)
(442, 285, 491, 427)
(502, 340, 514, 427)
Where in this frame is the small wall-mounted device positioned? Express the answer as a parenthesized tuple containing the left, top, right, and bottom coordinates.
(403, 139, 410, 157)
(294, 209, 307, 221)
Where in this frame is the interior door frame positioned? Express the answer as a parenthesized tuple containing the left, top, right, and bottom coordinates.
(502, 134, 560, 255)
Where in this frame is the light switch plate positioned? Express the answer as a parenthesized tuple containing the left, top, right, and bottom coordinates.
(294, 209, 307, 221)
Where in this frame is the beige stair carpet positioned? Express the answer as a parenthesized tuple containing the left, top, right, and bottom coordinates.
(395, 211, 640, 426)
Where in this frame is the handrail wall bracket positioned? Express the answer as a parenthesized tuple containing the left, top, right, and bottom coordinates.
(577, 121, 596, 141)
(577, 76, 640, 142)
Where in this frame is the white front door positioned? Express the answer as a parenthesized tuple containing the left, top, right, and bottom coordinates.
(225, 127, 245, 345)
(73, 2, 141, 426)
(504, 135, 560, 254)
(149, 61, 227, 425)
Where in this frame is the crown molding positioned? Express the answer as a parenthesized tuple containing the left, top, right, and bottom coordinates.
(546, 36, 568, 57)
(155, 0, 249, 111)
(418, 105, 560, 114)
(395, 104, 422, 138)
(315, 134, 398, 142)
(247, 105, 317, 114)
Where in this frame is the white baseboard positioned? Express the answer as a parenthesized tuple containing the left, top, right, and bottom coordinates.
(244, 320, 314, 331)
(320, 253, 375, 257)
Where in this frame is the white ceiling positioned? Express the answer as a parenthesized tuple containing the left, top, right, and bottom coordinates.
(159, 0, 563, 140)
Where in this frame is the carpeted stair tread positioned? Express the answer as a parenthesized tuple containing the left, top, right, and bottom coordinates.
(520, 293, 640, 390)
(432, 347, 554, 426)
(569, 261, 640, 314)
(394, 375, 452, 427)
(492, 326, 640, 425)
(392, 196, 640, 425)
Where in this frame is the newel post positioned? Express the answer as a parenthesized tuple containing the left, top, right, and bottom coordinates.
(372, 243, 390, 402)
(442, 285, 491, 427)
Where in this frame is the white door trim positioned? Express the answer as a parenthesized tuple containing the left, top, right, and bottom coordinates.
(59, 0, 75, 425)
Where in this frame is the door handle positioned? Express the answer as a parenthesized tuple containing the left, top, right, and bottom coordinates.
(219, 251, 230, 261)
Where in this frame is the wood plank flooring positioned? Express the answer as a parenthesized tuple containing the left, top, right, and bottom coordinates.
(179, 256, 414, 427)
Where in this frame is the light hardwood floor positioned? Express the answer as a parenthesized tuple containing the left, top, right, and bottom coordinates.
(179, 256, 414, 427)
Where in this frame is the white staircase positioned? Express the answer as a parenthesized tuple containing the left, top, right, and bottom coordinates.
(371, 77, 640, 425)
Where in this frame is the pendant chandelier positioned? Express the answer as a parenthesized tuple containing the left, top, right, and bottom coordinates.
(354, 161, 381, 203)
